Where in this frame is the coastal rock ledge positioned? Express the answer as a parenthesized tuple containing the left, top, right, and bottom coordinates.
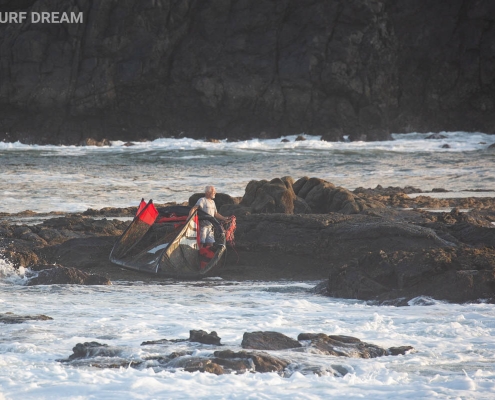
(1, 177, 494, 304)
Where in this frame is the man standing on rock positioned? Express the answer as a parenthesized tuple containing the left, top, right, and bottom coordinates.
(189, 185, 230, 247)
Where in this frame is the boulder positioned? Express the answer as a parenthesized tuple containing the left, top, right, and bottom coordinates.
(240, 178, 296, 214)
(189, 330, 222, 345)
(188, 193, 236, 210)
(325, 247, 495, 303)
(241, 331, 302, 350)
(294, 178, 387, 214)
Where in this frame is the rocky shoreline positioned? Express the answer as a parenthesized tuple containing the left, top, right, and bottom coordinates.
(1, 177, 495, 304)
(0, 315, 412, 377)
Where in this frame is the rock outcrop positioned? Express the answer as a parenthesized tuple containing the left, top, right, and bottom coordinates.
(26, 264, 111, 286)
(1, 179, 494, 303)
(0, 312, 53, 324)
(0, 0, 493, 144)
(222, 176, 386, 215)
(59, 329, 412, 376)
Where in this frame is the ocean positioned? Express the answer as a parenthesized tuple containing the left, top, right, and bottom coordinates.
(1, 131, 495, 399)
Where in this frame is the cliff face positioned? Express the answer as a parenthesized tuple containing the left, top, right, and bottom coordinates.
(0, 0, 493, 144)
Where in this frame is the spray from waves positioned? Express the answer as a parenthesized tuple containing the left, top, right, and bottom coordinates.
(0, 254, 30, 285)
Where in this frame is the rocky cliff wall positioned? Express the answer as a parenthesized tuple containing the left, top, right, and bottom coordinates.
(0, 0, 493, 144)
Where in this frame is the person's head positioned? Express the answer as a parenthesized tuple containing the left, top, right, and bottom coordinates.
(205, 185, 216, 199)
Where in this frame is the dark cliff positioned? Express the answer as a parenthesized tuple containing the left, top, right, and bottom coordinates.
(0, 0, 494, 144)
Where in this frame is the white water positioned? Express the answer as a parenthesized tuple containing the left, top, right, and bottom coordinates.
(1, 261, 495, 400)
(1, 132, 495, 399)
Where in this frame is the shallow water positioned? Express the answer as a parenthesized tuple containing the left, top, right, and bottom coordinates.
(1, 131, 495, 399)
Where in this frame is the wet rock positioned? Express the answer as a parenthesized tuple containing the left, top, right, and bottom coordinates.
(0, 238, 41, 267)
(281, 138, 290, 143)
(298, 333, 391, 358)
(184, 361, 225, 375)
(26, 265, 111, 286)
(241, 331, 302, 350)
(426, 133, 447, 139)
(141, 338, 173, 346)
(141, 330, 221, 346)
(441, 144, 450, 148)
(61, 330, 412, 376)
(214, 349, 289, 373)
(189, 330, 222, 345)
(0, 312, 53, 324)
(325, 247, 495, 303)
(80, 138, 111, 146)
(388, 346, 414, 356)
(295, 135, 306, 141)
(67, 342, 122, 360)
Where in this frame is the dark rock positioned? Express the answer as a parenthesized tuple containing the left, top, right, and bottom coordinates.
(0, 312, 53, 324)
(189, 330, 221, 345)
(388, 346, 414, 356)
(294, 178, 385, 214)
(292, 177, 309, 196)
(320, 129, 344, 142)
(298, 333, 388, 358)
(1, 1, 495, 144)
(205, 138, 220, 143)
(293, 196, 312, 214)
(488, 143, 495, 149)
(214, 350, 289, 373)
(185, 361, 225, 375)
(241, 331, 302, 350)
(188, 193, 236, 210)
(240, 178, 296, 214)
(281, 139, 290, 143)
(3, 178, 495, 302)
(441, 144, 451, 148)
(295, 135, 306, 141)
(141, 339, 171, 346)
(325, 247, 495, 303)
(26, 266, 111, 286)
(426, 133, 448, 139)
(0, 238, 41, 267)
(67, 342, 121, 360)
(218, 204, 251, 217)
